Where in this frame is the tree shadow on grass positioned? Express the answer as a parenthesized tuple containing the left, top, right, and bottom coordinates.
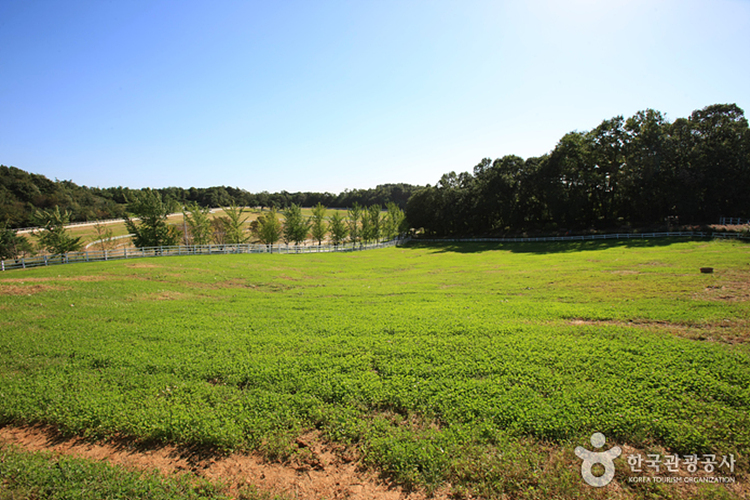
(402, 237, 727, 255)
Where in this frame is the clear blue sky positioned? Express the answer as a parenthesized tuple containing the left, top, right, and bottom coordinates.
(2, 0, 748, 192)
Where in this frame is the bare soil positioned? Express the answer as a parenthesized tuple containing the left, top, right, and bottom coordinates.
(567, 318, 750, 345)
(0, 425, 443, 500)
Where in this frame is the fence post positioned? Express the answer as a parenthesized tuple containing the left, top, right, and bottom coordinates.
(105, 249, 108, 261)
(22, 258, 26, 269)
(85, 251, 89, 262)
(124, 248, 127, 259)
(65, 253, 69, 264)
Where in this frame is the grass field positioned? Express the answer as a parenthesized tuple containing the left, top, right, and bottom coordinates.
(0, 239, 748, 499)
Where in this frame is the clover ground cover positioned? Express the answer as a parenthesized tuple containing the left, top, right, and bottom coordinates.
(1, 239, 748, 498)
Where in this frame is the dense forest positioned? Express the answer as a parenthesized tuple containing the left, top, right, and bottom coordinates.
(407, 103, 750, 236)
(3, 103, 748, 236)
(0, 165, 422, 229)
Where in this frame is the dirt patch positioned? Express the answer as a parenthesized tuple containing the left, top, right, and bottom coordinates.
(198, 279, 293, 292)
(567, 318, 750, 344)
(0, 275, 107, 283)
(0, 425, 439, 500)
(695, 281, 750, 302)
(125, 263, 162, 269)
(149, 291, 187, 301)
(0, 284, 66, 296)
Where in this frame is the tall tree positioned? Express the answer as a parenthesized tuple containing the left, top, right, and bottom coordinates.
(310, 203, 328, 246)
(621, 109, 671, 224)
(364, 205, 382, 243)
(222, 204, 249, 244)
(183, 202, 213, 246)
(211, 217, 229, 244)
(588, 116, 627, 225)
(93, 222, 116, 251)
(255, 207, 282, 248)
(0, 223, 33, 259)
(328, 211, 348, 246)
(283, 203, 310, 247)
(32, 206, 84, 256)
(125, 190, 179, 248)
(382, 202, 406, 240)
(347, 203, 362, 247)
(685, 103, 750, 221)
(405, 187, 438, 235)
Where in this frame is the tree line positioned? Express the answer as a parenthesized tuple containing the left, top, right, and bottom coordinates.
(178, 200, 407, 249)
(0, 164, 421, 230)
(407, 104, 750, 236)
(1, 189, 407, 259)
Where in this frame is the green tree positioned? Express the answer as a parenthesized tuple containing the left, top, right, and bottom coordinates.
(182, 202, 213, 246)
(363, 205, 382, 243)
(0, 223, 33, 260)
(32, 206, 84, 256)
(93, 222, 116, 251)
(347, 203, 362, 247)
(221, 204, 249, 244)
(328, 211, 348, 246)
(283, 203, 310, 247)
(125, 190, 179, 248)
(211, 217, 229, 244)
(382, 202, 406, 240)
(255, 207, 282, 248)
(310, 203, 328, 246)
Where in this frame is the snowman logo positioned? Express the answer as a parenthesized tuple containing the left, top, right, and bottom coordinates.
(575, 432, 621, 487)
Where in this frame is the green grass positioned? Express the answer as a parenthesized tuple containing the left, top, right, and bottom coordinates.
(0, 444, 275, 500)
(1, 239, 748, 498)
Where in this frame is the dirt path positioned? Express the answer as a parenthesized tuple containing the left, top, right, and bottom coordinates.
(0, 425, 444, 500)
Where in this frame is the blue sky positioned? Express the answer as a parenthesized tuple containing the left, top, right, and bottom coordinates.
(2, 0, 749, 192)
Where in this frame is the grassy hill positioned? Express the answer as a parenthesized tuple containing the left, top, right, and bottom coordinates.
(1, 239, 748, 499)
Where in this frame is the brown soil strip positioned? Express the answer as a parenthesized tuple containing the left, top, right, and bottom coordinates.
(695, 281, 750, 302)
(0, 275, 107, 283)
(567, 318, 750, 345)
(0, 284, 66, 296)
(0, 425, 441, 500)
(146, 291, 188, 301)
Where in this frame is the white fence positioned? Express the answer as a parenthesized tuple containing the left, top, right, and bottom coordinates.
(719, 217, 750, 226)
(415, 231, 750, 244)
(1, 238, 408, 271)
(3, 231, 749, 272)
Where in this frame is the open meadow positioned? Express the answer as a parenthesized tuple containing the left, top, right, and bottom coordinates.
(0, 239, 749, 499)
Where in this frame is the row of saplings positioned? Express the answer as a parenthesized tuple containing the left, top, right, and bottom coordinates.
(184, 202, 407, 248)
(2, 189, 407, 259)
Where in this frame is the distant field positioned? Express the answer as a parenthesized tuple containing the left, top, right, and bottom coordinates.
(0, 239, 748, 499)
